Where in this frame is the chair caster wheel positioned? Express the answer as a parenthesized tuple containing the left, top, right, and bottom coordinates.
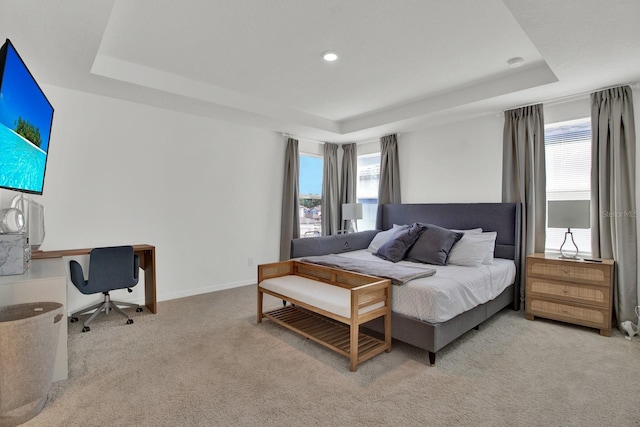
(126, 319, 134, 325)
(82, 326, 90, 332)
(136, 307, 143, 312)
(70, 316, 79, 323)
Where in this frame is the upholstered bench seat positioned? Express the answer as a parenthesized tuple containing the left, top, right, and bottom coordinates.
(259, 275, 385, 319)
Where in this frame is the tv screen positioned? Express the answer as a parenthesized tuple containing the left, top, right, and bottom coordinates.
(0, 39, 54, 195)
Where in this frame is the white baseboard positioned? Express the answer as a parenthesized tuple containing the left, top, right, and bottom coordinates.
(157, 279, 255, 303)
(66, 280, 255, 316)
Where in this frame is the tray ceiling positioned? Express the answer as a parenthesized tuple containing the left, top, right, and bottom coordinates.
(1, 0, 639, 142)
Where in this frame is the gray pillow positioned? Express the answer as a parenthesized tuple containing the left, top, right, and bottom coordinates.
(367, 224, 408, 253)
(404, 224, 463, 266)
(374, 223, 426, 263)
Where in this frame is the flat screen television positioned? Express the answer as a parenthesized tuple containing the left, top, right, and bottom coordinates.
(0, 38, 54, 195)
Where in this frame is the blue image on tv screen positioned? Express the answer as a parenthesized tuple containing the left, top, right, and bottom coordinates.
(0, 40, 54, 194)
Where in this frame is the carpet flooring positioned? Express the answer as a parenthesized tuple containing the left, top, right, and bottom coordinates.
(23, 284, 640, 426)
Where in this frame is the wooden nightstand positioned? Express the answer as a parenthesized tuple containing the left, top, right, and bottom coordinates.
(525, 253, 614, 336)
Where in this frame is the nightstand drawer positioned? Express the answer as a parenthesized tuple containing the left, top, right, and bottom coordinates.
(527, 298, 609, 330)
(527, 278, 610, 308)
(528, 259, 611, 285)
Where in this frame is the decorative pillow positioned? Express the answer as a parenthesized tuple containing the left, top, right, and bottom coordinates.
(374, 223, 426, 263)
(481, 232, 498, 264)
(404, 224, 463, 266)
(367, 224, 408, 253)
(448, 231, 497, 267)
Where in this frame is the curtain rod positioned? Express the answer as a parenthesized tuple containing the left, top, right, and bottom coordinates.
(504, 81, 640, 113)
(281, 133, 381, 145)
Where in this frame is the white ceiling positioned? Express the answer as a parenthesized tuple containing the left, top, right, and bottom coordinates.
(2, 0, 640, 142)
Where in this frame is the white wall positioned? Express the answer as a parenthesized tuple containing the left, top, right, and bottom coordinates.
(544, 97, 590, 124)
(398, 115, 504, 203)
(397, 97, 595, 205)
(1, 86, 284, 311)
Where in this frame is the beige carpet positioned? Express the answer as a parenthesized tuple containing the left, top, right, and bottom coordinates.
(24, 285, 640, 427)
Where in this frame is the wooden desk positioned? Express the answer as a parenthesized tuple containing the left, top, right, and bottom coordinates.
(31, 244, 157, 314)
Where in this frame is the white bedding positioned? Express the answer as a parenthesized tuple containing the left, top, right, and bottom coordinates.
(335, 250, 516, 323)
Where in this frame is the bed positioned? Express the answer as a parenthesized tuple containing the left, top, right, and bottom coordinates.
(290, 203, 522, 365)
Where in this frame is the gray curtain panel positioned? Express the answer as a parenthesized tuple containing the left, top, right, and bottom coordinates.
(340, 143, 357, 231)
(502, 104, 546, 302)
(378, 134, 401, 205)
(321, 142, 340, 236)
(590, 85, 638, 327)
(279, 137, 300, 261)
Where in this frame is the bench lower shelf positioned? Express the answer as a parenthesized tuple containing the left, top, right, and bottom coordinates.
(264, 306, 389, 367)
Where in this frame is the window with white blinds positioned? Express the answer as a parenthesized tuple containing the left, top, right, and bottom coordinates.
(356, 152, 380, 231)
(544, 117, 592, 255)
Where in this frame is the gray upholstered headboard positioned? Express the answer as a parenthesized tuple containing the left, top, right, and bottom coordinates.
(376, 203, 521, 262)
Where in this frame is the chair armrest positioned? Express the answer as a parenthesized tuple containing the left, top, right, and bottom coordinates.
(133, 254, 140, 281)
(69, 260, 86, 288)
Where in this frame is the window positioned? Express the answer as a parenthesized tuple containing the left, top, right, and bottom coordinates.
(356, 153, 380, 231)
(544, 117, 592, 256)
(299, 154, 322, 237)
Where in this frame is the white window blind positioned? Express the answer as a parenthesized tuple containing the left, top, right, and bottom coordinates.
(356, 153, 380, 231)
(544, 117, 592, 255)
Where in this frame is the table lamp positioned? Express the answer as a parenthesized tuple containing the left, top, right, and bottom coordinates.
(342, 203, 363, 233)
(547, 200, 590, 259)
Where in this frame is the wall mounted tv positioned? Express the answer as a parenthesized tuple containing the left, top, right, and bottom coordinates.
(0, 38, 54, 195)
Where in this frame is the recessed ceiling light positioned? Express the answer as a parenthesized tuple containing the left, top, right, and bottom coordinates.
(322, 51, 338, 62)
(507, 57, 525, 68)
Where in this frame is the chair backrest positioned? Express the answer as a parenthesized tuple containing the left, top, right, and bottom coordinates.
(82, 246, 139, 294)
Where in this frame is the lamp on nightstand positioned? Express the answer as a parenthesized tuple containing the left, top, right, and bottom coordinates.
(342, 203, 363, 233)
(548, 200, 591, 259)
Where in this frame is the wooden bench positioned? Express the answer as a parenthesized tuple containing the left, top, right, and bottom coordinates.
(257, 261, 391, 371)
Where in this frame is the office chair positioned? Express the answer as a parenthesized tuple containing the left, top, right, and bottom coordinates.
(69, 245, 143, 332)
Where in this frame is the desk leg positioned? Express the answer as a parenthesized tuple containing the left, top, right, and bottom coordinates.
(257, 286, 263, 324)
(139, 249, 157, 314)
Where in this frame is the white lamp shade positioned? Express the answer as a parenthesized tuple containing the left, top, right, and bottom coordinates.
(548, 200, 590, 229)
(342, 203, 363, 220)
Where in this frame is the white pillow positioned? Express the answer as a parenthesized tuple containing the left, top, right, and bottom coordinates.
(482, 232, 497, 264)
(367, 224, 407, 253)
(448, 231, 497, 267)
(451, 228, 483, 234)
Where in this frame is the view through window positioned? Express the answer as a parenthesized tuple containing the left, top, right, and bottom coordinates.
(299, 154, 322, 237)
(545, 117, 592, 256)
(357, 153, 381, 231)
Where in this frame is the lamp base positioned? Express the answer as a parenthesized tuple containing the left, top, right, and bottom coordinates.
(558, 229, 579, 259)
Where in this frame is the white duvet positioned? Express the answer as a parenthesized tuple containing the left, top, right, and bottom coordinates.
(335, 250, 516, 323)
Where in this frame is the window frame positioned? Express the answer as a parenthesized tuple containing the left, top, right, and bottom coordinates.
(298, 152, 323, 238)
(544, 117, 592, 257)
(356, 152, 381, 231)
